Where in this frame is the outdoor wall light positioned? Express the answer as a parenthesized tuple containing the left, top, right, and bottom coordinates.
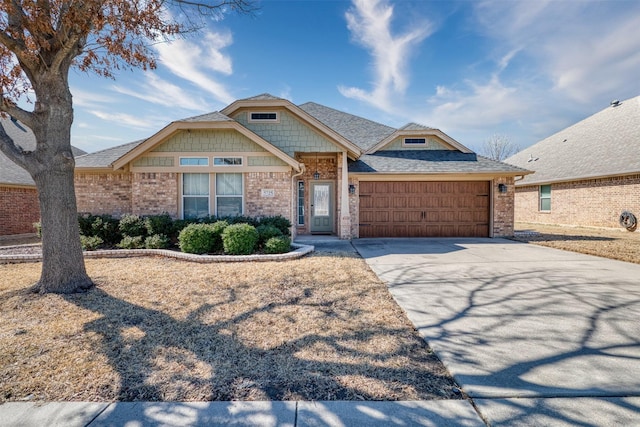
(313, 171, 320, 180)
(349, 184, 356, 194)
(498, 183, 508, 193)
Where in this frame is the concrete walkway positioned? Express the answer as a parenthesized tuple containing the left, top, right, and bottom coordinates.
(352, 238, 640, 426)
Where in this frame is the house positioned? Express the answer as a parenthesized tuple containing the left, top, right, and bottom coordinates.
(505, 95, 640, 231)
(74, 94, 530, 239)
(0, 117, 87, 237)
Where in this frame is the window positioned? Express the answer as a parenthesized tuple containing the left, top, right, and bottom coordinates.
(180, 157, 208, 166)
(214, 157, 242, 166)
(540, 185, 551, 211)
(404, 138, 426, 145)
(216, 173, 243, 216)
(249, 112, 278, 122)
(297, 181, 305, 225)
(183, 173, 209, 219)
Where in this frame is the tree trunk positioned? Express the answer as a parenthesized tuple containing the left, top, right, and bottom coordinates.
(28, 72, 94, 294)
(32, 167, 93, 294)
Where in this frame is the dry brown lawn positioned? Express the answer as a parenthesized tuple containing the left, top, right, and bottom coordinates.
(512, 222, 640, 264)
(0, 252, 459, 403)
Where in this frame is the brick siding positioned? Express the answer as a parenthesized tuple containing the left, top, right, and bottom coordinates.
(132, 172, 178, 216)
(75, 172, 132, 216)
(244, 171, 292, 219)
(0, 186, 40, 235)
(515, 174, 640, 230)
(493, 177, 515, 237)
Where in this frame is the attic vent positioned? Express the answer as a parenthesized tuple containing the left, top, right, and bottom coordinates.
(610, 100, 621, 107)
(404, 138, 426, 145)
(249, 112, 278, 122)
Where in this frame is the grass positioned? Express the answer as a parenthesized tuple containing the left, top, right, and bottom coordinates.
(0, 252, 459, 402)
(512, 222, 640, 264)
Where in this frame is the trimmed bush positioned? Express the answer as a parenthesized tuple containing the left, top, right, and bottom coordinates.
(264, 236, 291, 254)
(258, 215, 291, 236)
(117, 235, 145, 249)
(178, 223, 217, 254)
(256, 224, 283, 248)
(144, 234, 171, 249)
(33, 222, 42, 238)
(222, 223, 259, 255)
(119, 214, 147, 238)
(80, 235, 103, 251)
(209, 220, 229, 253)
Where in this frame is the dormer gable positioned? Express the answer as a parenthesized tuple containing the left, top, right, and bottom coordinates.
(367, 123, 473, 154)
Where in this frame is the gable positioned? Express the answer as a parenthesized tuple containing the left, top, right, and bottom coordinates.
(151, 129, 268, 153)
(231, 109, 343, 156)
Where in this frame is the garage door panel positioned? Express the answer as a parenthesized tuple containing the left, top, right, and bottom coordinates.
(359, 181, 490, 238)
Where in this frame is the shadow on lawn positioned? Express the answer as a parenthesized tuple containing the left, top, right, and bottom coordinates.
(62, 283, 459, 401)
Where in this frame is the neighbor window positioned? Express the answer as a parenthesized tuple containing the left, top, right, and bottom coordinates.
(404, 138, 426, 145)
(180, 157, 208, 166)
(297, 181, 305, 225)
(216, 173, 243, 216)
(249, 112, 278, 122)
(213, 157, 242, 166)
(183, 173, 210, 219)
(539, 185, 551, 211)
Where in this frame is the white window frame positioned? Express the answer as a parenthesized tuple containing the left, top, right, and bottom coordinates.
(215, 173, 244, 217)
(297, 181, 305, 226)
(213, 157, 243, 166)
(249, 112, 279, 123)
(182, 173, 211, 219)
(539, 185, 551, 212)
(179, 157, 209, 166)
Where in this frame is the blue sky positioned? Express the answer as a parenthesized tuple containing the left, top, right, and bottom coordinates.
(69, 0, 640, 154)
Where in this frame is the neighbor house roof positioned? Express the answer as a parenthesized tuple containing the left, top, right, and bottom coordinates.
(1, 117, 86, 186)
(506, 95, 640, 185)
(75, 139, 146, 169)
(349, 150, 531, 176)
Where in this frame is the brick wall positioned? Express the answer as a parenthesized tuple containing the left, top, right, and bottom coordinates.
(244, 171, 292, 219)
(514, 174, 640, 229)
(493, 177, 515, 237)
(0, 186, 40, 235)
(75, 172, 132, 216)
(349, 177, 360, 238)
(132, 172, 178, 217)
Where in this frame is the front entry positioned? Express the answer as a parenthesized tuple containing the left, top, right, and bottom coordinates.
(310, 182, 334, 234)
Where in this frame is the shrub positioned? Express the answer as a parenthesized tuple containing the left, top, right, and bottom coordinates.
(222, 223, 259, 255)
(91, 215, 121, 245)
(221, 215, 259, 227)
(119, 214, 147, 238)
(209, 220, 229, 253)
(117, 235, 145, 249)
(33, 222, 42, 238)
(144, 213, 175, 238)
(144, 234, 171, 249)
(80, 235, 103, 251)
(178, 223, 217, 254)
(258, 215, 291, 236)
(264, 236, 291, 254)
(77, 214, 94, 236)
(256, 224, 283, 248)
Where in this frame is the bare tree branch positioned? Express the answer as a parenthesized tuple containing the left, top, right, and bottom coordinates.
(479, 134, 520, 161)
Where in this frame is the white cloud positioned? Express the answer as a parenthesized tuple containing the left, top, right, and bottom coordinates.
(155, 30, 235, 105)
(88, 110, 159, 130)
(339, 0, 433, 111)
(112, 74, 211, 111)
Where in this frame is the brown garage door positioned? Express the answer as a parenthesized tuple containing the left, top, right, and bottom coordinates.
(359, 181, 490, 237)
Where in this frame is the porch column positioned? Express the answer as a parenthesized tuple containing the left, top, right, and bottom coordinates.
(340, 151, 351, 239)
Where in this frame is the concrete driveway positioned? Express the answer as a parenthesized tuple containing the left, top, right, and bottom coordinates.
(352, 238, 640, 426)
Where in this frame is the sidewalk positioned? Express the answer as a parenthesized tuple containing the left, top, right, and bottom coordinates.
(0, 400, 485, 426)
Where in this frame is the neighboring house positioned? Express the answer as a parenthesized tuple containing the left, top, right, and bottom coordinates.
(74, 94, 530, 239)
(505, 95, 640, 231)
(0, 117, 87, 237)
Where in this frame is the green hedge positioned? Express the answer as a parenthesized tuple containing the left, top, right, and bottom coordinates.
(222, 223, 259, 255)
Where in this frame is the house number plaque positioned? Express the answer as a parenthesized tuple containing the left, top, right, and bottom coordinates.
(261, 189, 275, 198)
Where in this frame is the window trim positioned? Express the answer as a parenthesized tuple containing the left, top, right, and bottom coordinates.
(181, 173, 211, 219)
(297, 181, 305, 226)
(403, 137, 427, 146)
(215, 173, 244, 217)
(539, 184, 551, 212)
(248, 112, 279, 123)
(179, 157, 209, 166)
(213, 156, 243, 166)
